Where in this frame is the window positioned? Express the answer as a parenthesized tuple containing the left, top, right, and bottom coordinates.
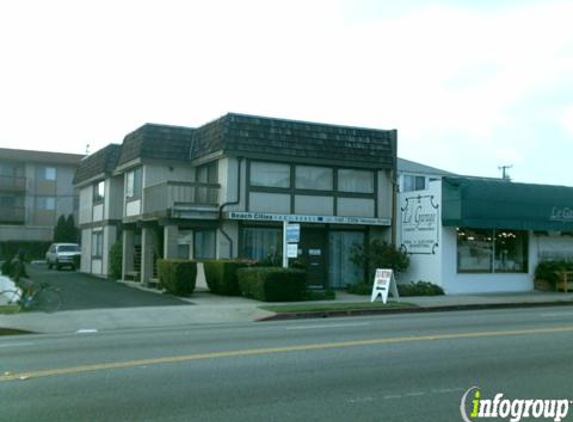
(403, 175, 426, 192)
(92, 230, 103, 257)
(338, 169, 374, 193)
(194, 230, 216, 260)
(196, 162, 218, 183)
(295, 166, 333, 191)
(94, 181, 105, 202)
(126, 167, 142, 199)
(38, 167, 57, 181)
(241, 227, 281, 261)
(37, 196, 56, 210)
(457, 228, 528, 273)
(250, 162, 290, 188)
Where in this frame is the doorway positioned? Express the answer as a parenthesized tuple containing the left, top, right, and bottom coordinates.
(300, 228, 326, 289)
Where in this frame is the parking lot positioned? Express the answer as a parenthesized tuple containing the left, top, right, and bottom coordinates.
(25, 263, 189, 311)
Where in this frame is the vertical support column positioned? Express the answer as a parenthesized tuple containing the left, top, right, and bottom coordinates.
(141, 226, 154, 285)
(164, 224, 179, 259)
(122, 230, 135, 281)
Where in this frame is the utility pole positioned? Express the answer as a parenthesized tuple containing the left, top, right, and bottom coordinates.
(498, 165, 513, 181)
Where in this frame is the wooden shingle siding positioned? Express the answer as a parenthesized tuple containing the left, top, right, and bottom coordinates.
(73, 144, 121, 185)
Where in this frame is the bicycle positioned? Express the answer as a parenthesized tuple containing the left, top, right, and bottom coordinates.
(0, 282, 62, 313)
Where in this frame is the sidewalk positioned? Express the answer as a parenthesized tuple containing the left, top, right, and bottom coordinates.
(3, 289, 573, 335)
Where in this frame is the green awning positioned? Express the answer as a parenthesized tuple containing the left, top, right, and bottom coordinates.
(442, 177, 573, 231)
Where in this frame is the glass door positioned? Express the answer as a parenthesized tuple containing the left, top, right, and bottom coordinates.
(328, 231, 364, 289)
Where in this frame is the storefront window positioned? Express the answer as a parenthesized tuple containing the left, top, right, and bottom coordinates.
(457, 228, 527, 273)
(241, 227, 281, 261)
(194, 230, 216, 260)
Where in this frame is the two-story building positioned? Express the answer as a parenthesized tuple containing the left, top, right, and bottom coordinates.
(74, 113, 398, 289)
(0, 147, 83, 257)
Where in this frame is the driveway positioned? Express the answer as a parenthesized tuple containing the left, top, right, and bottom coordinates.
(26, 263, 189, 311)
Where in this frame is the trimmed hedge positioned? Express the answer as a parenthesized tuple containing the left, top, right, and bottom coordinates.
(398, 281, 444, 296)
(157, 259, 197, 296)
(0, 241, 51, 261)
(237, 267, 306, 302)
(202, 260, 249, 296)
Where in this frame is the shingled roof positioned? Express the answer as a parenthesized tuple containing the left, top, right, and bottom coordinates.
(190, 113, 397, 169)
(117, 123, 195, 167)
(73, 144, 122, 185)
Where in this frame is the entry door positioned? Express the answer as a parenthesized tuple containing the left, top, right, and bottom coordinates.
(301, 229, 326, 289)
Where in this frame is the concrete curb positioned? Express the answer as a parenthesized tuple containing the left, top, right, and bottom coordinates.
(256, 300, 573, 322)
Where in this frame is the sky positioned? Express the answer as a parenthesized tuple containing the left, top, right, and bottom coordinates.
(1, 0, 572, 185)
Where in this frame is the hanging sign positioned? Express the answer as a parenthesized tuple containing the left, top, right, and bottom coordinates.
(287, 243, 299, 258)
(285, 224, 301, 243)
(371, 269, 400, 304)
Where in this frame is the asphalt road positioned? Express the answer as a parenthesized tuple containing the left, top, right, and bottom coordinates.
(3, 307, 573, 421)
(25, 263, 188, 310)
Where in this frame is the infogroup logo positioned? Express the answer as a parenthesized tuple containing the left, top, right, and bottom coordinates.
(460, 387, 570, 422)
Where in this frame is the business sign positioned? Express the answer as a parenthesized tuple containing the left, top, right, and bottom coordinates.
(285, 224, 301, 243)
(286, 243, 299, 258)
(228, 211, 390, 226)
(400, 193, 440, 255)
(371, 269, 400, 304)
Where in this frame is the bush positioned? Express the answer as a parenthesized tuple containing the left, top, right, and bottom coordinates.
(109, 240, 123, 281)
(0, 241, 51, 261)
(237, 267, 306, 302)
(303, 289, 336, 301)
(535, 260, 573, 285)
(398, 281, 444, 296)
(350, 239, 409, 281)
(346, 283, 373, 295)
(203, 260, 250, 296)
(157, 259, 197, 296)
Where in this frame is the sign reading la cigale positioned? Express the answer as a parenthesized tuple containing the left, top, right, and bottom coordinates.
(228, 211, 391, 226)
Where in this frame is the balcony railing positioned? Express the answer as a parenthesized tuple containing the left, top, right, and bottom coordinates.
(0, 206, 25, 224)
(0, 175, 26, 192)
(143, 181, 220, 217)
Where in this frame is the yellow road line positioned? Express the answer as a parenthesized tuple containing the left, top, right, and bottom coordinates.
(2, 325, 573, 382)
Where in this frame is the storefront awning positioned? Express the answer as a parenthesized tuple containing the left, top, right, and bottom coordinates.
(442, 177, 573, 231)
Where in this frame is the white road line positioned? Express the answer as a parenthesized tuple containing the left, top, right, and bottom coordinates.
(0, 342, 34, 349)
(286, 322, 370, 330)
(76, 329, 98, 334)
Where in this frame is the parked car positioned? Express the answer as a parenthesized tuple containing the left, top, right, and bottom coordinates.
(46, 243, 81, 270)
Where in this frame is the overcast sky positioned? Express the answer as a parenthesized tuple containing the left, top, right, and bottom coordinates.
(1, 0, 571, 185)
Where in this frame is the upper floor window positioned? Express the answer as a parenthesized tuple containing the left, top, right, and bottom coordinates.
(38, 166, 57, 181)
(93, 181, 105, 202)
(250, 161, 290, 189)
(295, 165, 333, 191)
(338, 169, 374, 194)
(403, 175, 426, 192)
(126, 167, 142, 199)
(196, 162, 218, 183)
(37, 196, 56, 210)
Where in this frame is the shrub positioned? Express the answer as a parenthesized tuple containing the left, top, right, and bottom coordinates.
(346, 283, 373, 296)
(303, 289, 336, 301)
(398, 281, 444, 296)
(157, 259, 197, 296)
(202, 260, 250, 296)
(237, 267, 306, 302)
(0, 241, 51, 261)
(108, 240, 123, 281)
(350, 239, 409, 281)
(535, 260, 573, 285)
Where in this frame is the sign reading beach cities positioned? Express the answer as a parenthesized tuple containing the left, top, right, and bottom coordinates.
(371, 269, 400, 304)
(228, 211, 391, 226)
(400, 193, 440, 255)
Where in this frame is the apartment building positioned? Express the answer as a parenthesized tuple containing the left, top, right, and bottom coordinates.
(0, 148, 83, 254)
(74, 113, 397, 288)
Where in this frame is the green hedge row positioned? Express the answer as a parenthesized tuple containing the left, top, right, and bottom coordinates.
(237, 267, 306, 302)
(157, 259, 197, 296)
(0, 241, 52, 261)
(202, 260, 249, 296)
